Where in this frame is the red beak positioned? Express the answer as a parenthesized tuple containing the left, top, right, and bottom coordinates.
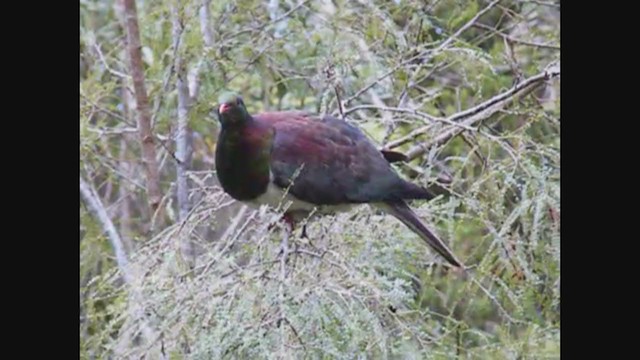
(219, 103, 231, 114)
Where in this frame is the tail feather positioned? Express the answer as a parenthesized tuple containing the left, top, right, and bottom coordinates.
(394, 181, 436, 201)
(380, 200, 464, 268)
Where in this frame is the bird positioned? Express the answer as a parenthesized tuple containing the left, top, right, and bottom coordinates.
(213, 92, 464, 269)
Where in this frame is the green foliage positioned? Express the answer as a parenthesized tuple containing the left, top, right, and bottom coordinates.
(80, 0, 560, 358)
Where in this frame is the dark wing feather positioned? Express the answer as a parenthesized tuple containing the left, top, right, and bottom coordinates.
(254, 112, 432, 205)
(380, 150, 408, 163)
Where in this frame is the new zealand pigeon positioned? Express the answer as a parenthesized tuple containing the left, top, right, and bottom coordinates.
(214, 92, 464, 269)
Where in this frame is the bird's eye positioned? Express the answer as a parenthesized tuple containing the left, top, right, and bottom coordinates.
(237, 97, 243, 106)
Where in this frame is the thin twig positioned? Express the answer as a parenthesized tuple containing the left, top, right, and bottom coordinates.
(516, 0, 559, 7)
(219, 205, 250, 243)
(226, 0, 310, 39)
(148, 5, 186, 129)
(343, 52, 429, 106)
(343, 104, 475, 131)
(343, 0, 500, 109)
(326, 64, 346, 120)
(473, 23, 560, 50)
(435, 0, 502, 54)
(283, 317, 307, 352)
(384, 63, 560, 157)
(80, 92, 134, 126)
(460, 132, 488, 171)
(279, 225, 290, 358)
(335, 86, 345, 120)
(93, 43, 129, 79)
(471, 277, 525, 324)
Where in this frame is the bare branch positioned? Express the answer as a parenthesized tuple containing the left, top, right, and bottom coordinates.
(473, 23, 560, 50)
(325, 64, 346, 120)
(93, 42, 129, 79)
(384, 63, 560, 156)
(344, 105, 429, 121)
(450, 62, 559, 124)
(516, 0, 559, 7)
(227, 0, 310, 39)
(80, 92, 135, 126)
(439, 0, 501, 52)
(334, 86, 345, 120)
(122, 0, 162, 211)
(80, 175, 131, 282)
(186, 0, 215, 101)
(343, 52, 427, 106)
(344, 0, 500, 107)
(119, 136, 134, 254)
(218, 205, 250, 243)
(81, 175, 164, 355)
(172, 1, 195, 266)
(199, 0, 214, 48)
(189, 0, 215, 100)
(278, 225, 290, 357)
(148, 7, 186, 129)
(471, 277, 525, 325)
(394, 0, 502, 118)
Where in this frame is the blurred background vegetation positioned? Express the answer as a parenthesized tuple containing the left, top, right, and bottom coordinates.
(80, 0, 560, 358)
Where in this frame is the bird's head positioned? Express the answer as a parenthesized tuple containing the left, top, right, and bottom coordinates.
(216, 92, 250, 126)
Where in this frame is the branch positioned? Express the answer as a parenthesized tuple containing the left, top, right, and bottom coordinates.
(147, 2, 187, 130)
(93, 42, 129, 79)
(189, 0, 215, 100)
(343, 104, 475, 132)
(218, 205, 250, 243)
(473, 23, 560, 50)
(118, 135, 134, 253)
(80, 92, 135, 127)
(122, 0, 162, 211)
(343, 52, 428, 106)
(80, 175, 131, 282)
(384, 63, 559, 156)
(451, 62, 559, 124)
(81, 174, 163, 355)
(325, 64, 345, 120)
(199, 0, 214, 48)
(434, 0, 501, 54)
(343, 0, 500, 107)
(171, 1, 195, 266)
(227, 0, 310, 39)
(278, 226, 290, 358)
(394, 0, 501, 113)
(516, 0, 559, 7)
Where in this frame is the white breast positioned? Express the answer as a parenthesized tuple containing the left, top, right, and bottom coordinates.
(243, 172, 355, 220)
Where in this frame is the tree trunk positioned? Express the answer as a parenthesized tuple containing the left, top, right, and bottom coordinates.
(122, 0, 162, 212)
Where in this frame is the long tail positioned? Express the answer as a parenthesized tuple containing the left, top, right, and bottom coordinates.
(380, 200, 464, 268)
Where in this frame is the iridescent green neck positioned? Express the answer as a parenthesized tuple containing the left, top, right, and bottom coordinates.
(215, 121, 274, 201)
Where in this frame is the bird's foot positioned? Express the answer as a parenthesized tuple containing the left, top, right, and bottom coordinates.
(268, 213, 296, 233)
(282, 213, 295, 233)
